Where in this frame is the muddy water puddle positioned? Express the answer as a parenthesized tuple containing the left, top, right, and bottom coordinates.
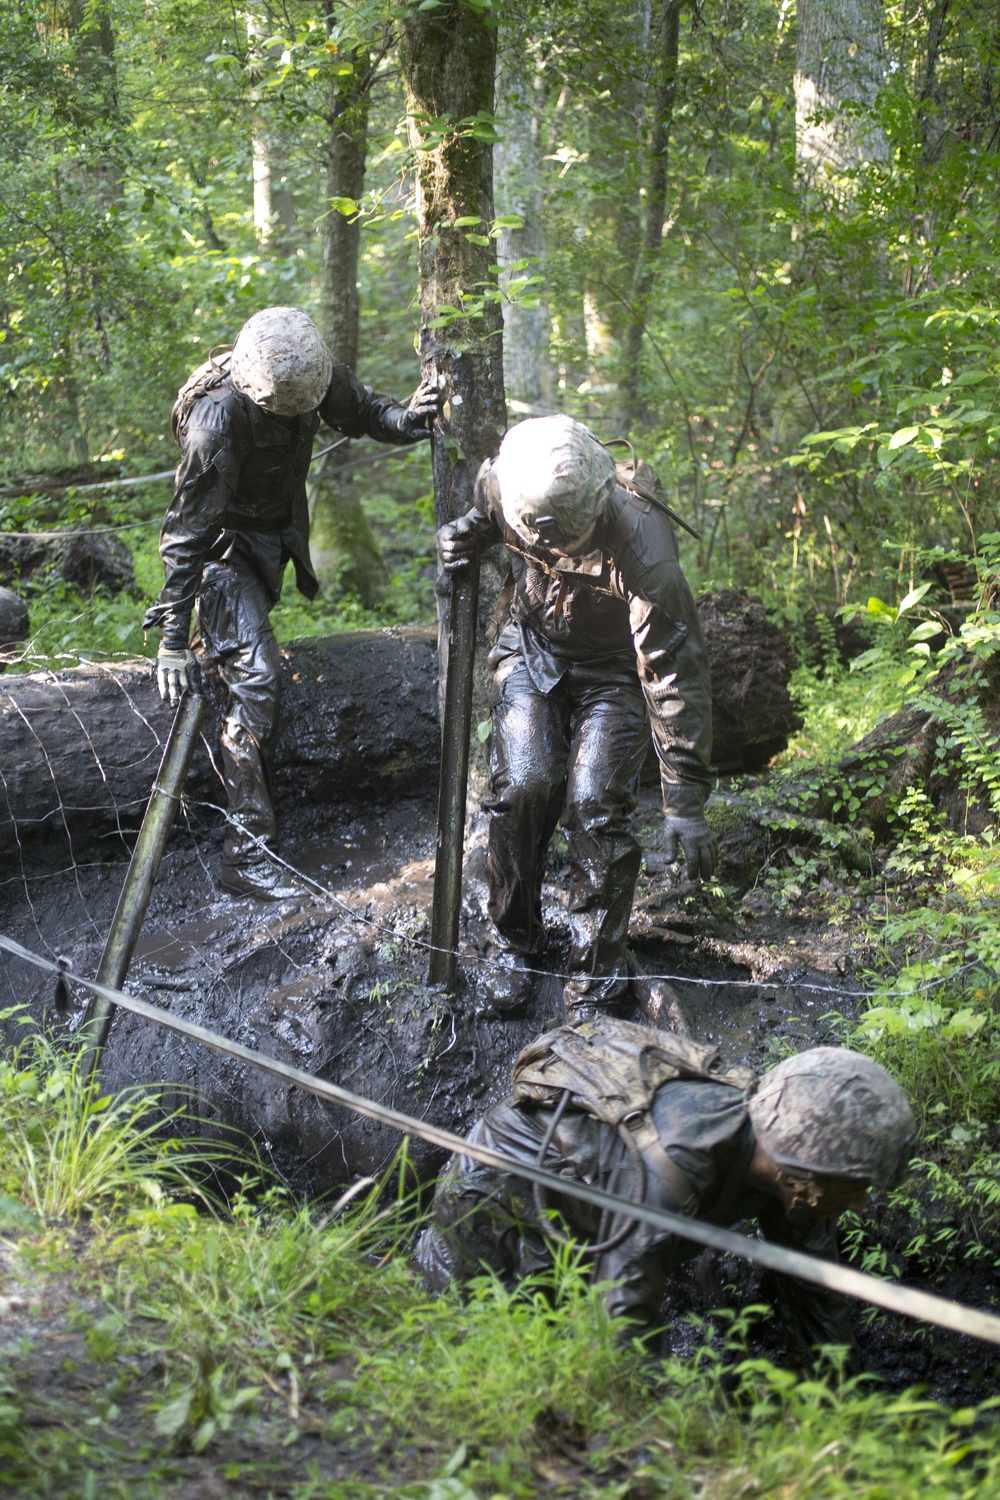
(129, 801, 435, 990)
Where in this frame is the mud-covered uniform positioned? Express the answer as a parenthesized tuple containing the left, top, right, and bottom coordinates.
(457, 461, 713, 1009)
(418, 1031, 854, 1358)
(143, 368, 424, 873)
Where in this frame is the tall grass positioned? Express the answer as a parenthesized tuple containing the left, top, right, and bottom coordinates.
(0, 1008, 228, 1222)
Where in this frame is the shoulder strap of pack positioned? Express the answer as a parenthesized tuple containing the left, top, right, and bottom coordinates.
(170, 347, 234, 443)
(603, 437, 702, 541)
(512, 1014, 755, 1126)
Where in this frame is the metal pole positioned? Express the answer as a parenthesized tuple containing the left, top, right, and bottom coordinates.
(428, 565, 480, 988)
(80, 686, 205, 1073)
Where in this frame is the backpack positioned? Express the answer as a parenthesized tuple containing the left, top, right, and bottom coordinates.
(512, 1014, 755, 1128)
(510, 1015, 755, 1254)
(170, 347, 234, 442)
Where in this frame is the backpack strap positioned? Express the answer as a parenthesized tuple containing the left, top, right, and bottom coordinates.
(171, 347, 234, 443)
(603, 437, 702, 540)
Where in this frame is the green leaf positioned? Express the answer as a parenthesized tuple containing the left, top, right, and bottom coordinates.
(154, 1390, 193, 1438)
(898, 582, 933, 614)
(888, 425, 920, 450)
(452, 216, 483, 227)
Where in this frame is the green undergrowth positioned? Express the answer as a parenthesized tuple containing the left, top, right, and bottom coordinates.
(2, 1020, 999, 1498)
(0, 462, 437, 675)
(742, 562, 1000, 1284)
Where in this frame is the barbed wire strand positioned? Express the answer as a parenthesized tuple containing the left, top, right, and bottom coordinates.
(1, 930, 998, 1348)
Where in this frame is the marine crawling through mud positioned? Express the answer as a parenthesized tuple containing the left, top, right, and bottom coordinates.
(143, 306, 439, 901)
(418, 1015, 916, 1368)
(438, 416, 715, 1020)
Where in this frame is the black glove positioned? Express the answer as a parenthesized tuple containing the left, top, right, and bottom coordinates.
(663, 814, 718, 881)
(438, 512, 485, 572)
(400, 375, 441, 437)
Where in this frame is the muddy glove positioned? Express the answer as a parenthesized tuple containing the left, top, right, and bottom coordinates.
(384, 376, 440, 439)
(156, 645, 197, 707)
(663, 814, 717, 881)
(438, 511, 487, 572)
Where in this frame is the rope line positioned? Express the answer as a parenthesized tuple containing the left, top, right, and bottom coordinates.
(1, 931, 999, 1348)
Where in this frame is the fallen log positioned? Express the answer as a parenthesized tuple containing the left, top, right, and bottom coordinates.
(0, 594, 800, 856)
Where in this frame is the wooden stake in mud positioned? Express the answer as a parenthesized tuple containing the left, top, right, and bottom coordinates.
(80, 684, 204, 1074)
(429, 549, 480, 989)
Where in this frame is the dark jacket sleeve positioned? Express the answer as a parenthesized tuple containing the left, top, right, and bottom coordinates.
(142, 398, 241, 647)
(606, 498, 714, 817)
(318, 363, 425, 445)
(757, 1199, 860, 1371)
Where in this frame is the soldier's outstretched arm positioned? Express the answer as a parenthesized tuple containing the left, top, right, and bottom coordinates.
(318, 363, 439, 445)
(611, 507, 716, 879)
(143, 401, 240, 702)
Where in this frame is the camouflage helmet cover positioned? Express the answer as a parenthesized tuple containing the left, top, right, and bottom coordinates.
(747, 1046, 916, 1188)
(494, 415, 617, 550)
(230, 306, 333, 416)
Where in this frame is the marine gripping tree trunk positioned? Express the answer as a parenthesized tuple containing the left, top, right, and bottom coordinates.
(397, 1, 506, 532)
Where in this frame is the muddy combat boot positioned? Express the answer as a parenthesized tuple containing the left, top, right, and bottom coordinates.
(477, 945, 536, 1017)
(219, 857, 305, 902)
(626, 954, 691, 1034)
(562, 975, 629, 1025)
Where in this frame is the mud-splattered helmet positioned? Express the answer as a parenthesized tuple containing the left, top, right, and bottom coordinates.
(494, 415, 617, 551)
(230, 307, 333, 416)
(747, 1047, 916, 1188)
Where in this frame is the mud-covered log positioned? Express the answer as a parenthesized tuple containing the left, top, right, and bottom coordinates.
(0, 597, 801, 855)
(0, 628, 440, 856)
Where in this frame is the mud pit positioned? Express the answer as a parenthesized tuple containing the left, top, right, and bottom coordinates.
(0, 760, 858, 1195)
(1, 628, 995, 1404)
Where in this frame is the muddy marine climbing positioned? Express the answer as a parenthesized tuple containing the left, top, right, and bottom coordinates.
(438, 415, 715, 1020)
(143, 305, 440, 901)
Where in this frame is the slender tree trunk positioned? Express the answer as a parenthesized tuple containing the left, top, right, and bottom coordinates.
(311, 8, 384, 605)
(63, 1, 122, 446)
(398, 3, 506, 526)
(795, 0, 889, 181)
(247, 9, 295, 249)
(617, 0, 680, 429)
(495, 35, 547, 409)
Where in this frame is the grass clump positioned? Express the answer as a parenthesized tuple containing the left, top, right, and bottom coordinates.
(2, 1018, 1000, 1497)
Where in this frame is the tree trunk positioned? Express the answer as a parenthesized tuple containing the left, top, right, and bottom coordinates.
(311, 9, 384, 604)
(247, 9, 295, 248)
(397, 3, 507, 529)
(617, 0, 681, 429)
(397, 1, 507, 726)
(795, 0, 889, 181)
(495, 33, 547, 409)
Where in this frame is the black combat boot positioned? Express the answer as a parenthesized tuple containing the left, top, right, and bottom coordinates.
(219, 858, 304, 902)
